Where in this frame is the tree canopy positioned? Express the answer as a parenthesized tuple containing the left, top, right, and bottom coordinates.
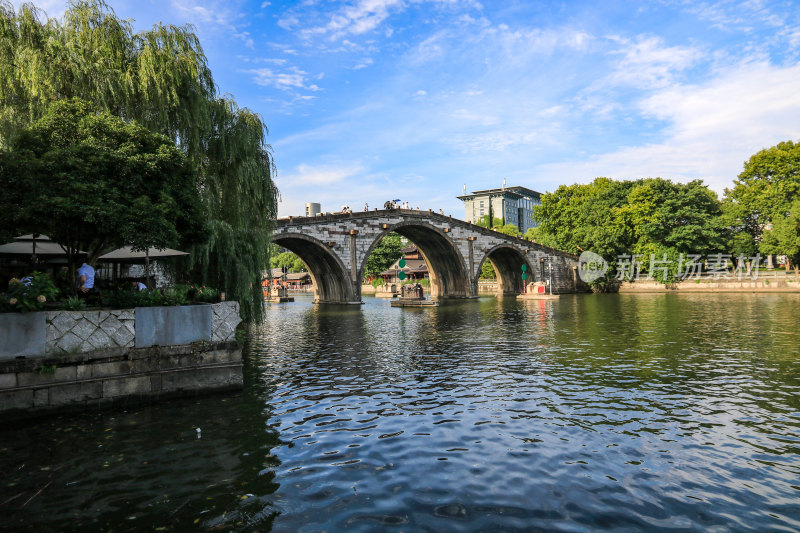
(530, 177, 728, 281)
(476, 215, 502, 229)
(363, 233, 403, 279)
(0, 1, 278, 320)
(759, 199, 800, 267)
(723, 140, 800, 247)
(0, 98, 205, 272)
(271, 251, 306, 273)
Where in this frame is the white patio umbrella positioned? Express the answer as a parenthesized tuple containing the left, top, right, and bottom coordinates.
(98, 245, 189, 287)
(0, 235, 84, 263)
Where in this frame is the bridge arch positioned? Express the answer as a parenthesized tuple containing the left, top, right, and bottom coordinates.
(359, 221, 471, 299)
(271, 233, 359, 304)
(476, 244, 535, 296)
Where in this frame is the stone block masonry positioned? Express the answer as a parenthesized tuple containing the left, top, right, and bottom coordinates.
(46, 309, 135, 354)
(0, 341, 242, 420)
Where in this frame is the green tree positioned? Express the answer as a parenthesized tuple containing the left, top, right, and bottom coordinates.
(0, 99, 205, 286)
(532, 177, 636, 258)
(0, 1, 278, 320)
(270, 251, 306, 273)
(724, 140, 800, 243)
(722, 201, 758, 256)
(363, 233, 403, 279)
(497, 223, 520, 237)
(292, 256, 306, 272)
(618, 178, 727, 257)
(532, 177, 727, 284)
(475, 215, 502, 229)
(479, 260, 496, 279)
(759, 199, 800, 268)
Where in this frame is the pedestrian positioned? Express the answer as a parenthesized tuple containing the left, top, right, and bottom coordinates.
(77, 259, 96, 299)
(364, 202, 369, 211)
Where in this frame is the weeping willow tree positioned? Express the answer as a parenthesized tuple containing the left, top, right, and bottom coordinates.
(0, 0, 278, 321)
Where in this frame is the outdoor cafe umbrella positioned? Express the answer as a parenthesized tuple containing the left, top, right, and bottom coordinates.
(0, 235, 84, 264)
(98, 245, 189, 287)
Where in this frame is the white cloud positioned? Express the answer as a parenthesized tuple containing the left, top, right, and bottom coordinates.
(408, 24, 592, 67)
(449, 108, 499, 126)
(280, 163, 365, 186)
(352, 58, 374, 69)
(9, 0, 68, 19)
(301, 0, 404, 40)
(605, 35, 705, 89)
(169, 0, 242, 27)
(248, 66, 322, 92)
(537, 61, 800, 194)
(277, 163, 382, 216)
(293, 0, 482, 41)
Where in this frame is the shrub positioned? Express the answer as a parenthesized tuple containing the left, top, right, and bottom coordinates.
(108, 287, 166, 308)
(61, 296, 86, 311)
(1, 272, 59, 313)
(136, 289, 166, 307)
(191, 285, 220, 303)
(163, 285, 189, 306)
(108, 288, 138, 309)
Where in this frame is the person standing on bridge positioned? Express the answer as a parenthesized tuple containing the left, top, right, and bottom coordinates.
(364, 203, 368, 211)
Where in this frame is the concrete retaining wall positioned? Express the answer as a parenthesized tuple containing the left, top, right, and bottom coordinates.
(0, 312, 45, 358)
(135, 305, 212, 348)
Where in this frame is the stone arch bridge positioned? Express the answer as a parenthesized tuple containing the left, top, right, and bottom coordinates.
(274, 209, 586, 304)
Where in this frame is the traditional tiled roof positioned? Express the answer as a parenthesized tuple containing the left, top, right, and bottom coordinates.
(380, 258, 428, 276)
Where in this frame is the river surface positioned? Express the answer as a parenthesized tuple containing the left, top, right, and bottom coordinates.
(1, 293, 799, 532)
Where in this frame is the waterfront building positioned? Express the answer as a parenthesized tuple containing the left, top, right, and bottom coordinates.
(379, 244, 429, 283)
(457, 183, 542, 233)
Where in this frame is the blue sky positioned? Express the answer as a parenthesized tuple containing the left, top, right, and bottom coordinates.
(24, 0, 800, 218)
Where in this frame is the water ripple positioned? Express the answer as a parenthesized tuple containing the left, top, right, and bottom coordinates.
(1, 293, 799, 531)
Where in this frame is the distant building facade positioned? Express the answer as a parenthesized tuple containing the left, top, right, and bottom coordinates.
(457, 185, 542, 234)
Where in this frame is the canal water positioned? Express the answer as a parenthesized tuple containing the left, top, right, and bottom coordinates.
(1, 293, 799, 532)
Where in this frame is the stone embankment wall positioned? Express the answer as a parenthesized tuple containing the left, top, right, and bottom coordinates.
(0, 302, 243, 420)
(619, 277, 800, 292)
(477, 280, 498, 292)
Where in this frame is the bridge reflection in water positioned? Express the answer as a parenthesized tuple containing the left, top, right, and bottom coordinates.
(274, 209, 585, 304)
